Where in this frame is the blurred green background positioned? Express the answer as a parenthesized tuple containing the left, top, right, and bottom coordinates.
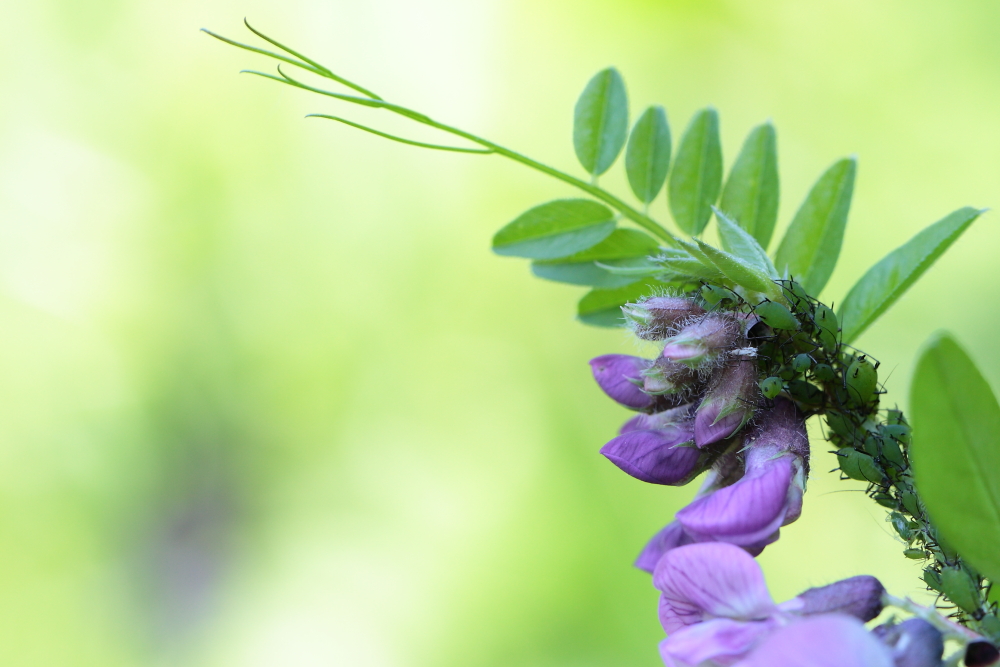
(1, 0, 998, 665)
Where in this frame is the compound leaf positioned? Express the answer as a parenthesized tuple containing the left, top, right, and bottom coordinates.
(668, 107, 722, 236)
(625, 106, 671, 204)
(493, 199, 616, 260)
(573, 68, 629, 176)
(718, 122, 779, 249)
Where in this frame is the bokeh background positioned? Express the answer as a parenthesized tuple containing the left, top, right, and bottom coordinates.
(1, 0, 999, 665)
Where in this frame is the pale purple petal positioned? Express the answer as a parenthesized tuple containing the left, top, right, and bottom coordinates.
(590, 354, 654, 410)
(734, 615, 894, 667)
(780, 576, 885, 622)
(659, 618, 776, 667)
(695, 408, 748, 448)
(601, 426, 700, 485)
(653, 543, 776, 632)
(676, 456, 794, 546)
(635, 522, 692, 574)
(620, 405, 695, 434)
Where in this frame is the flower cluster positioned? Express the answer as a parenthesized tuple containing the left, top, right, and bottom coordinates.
(590, 296, 808, 562)
(654, 542, 943, 667)
(589, 293, 993, 666)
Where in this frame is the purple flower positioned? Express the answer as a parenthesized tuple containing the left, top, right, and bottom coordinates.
(694, 357, 759, 447)
(675, 448, 804, 547)
(643, 358, 699, 396)
(620, 405, 694, 434)
(734, 615, 894, 667)
(590, 354, 654, 410)
(623, 296, 705, 340)
(653, 543, 778, 633)
(661, 314, 742, 367)
(601, 423, 702, 485)
(652, 543, 901, 667)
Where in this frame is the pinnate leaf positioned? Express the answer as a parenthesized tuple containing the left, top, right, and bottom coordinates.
(774, 158, 856, 295)
(493, 199, 616, 260)
(839, 207, 982, 343)
(911, 333, 1000, 583)
(719, 122, 779, 248)
(625, 106, 671, 204)
(573, 68, 629, 176)
(668, 108, 722, 236)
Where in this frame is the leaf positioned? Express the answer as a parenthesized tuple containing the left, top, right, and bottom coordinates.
(578, 279, 674, 327)
(530, 228, 660, 286)
(839, 207, 983, 344)
(492, 199, 616, 259)
(713, 206, 778, 278)
(695, 240, 784, 302)
(774, 158, 856, 295)
(911, 333, 1000, 583)
(718, 122, 779, 249)
(573, 68, 629, 176)
(668, 107, 722, 236)
(625, 106, 671, 203)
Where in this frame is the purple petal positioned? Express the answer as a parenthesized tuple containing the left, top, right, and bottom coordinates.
(601, 426, 700, 485)
(634, 522, 692, 574)
(652, 543, 776, 633)
(659, 618, 776, 667)
(694, 359, 758, 447)
(620, 405, 695, 435)
(589, 354, 654, 410)
(734, 615, 894, 667)
(676, 456, 795, 546)
(780, 576, 885, 622)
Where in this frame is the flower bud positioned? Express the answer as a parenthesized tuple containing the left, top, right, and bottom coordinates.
(661, 314, 742, 367)
(589, 354, 654, 410)
(966, 641, 1000, 667)
(782, 575, 885, 622)
(623, 296, 705, 340)
(873, 619, 944, 667)
(642, 358, 698, 396)
(600, 424, 701, 485)
(694, 358, 759, 447)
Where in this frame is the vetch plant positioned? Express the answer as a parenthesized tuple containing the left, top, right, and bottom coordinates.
(207, 21, 1000, 666)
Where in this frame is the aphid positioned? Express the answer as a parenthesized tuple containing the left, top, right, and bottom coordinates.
(754, 300, 800, 331)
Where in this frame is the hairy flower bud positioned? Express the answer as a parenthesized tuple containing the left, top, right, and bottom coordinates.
(660, 314, 742, 368)
(589, 354, 654, 410)
(694, 357, 759, 447)
(643, 358, 699, 396)
(623, 296, 705, 340)
(781, 576, 885, 622)
(600, 424, 701, 485)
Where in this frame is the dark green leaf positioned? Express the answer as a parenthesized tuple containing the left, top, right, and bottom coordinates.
(695, 240, 784, 302)
(625, 106, 671, 203)
(577, 280, 674, 327)
(839, 207, 982, 344)
(911, 333, 1000, 583)
(774, 158, 856, 295)
(573, 68, 629, 176)
(530, 228, 660, 286)
(668, 108, 722, 236)
(713, 207, 778, 278)
(718, 122, 779, 248)
(492, 199, 616, 259)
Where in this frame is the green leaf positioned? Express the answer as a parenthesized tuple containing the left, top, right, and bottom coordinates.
(718, 122, 779, 249)
(911, 333, 1000, 583)
(695, 240, 784, 302)
(625, 106, 671, 204)
(578, 279, 674, 327)
(774, 157, 856, 295)
(713, 207, 778, 278)
(492, 199, 616, 259)
(668, 107, 722, 236)
(839, 207, 982, 344)
(573, 68, 629, 176)
(530, 228, 660, 286)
